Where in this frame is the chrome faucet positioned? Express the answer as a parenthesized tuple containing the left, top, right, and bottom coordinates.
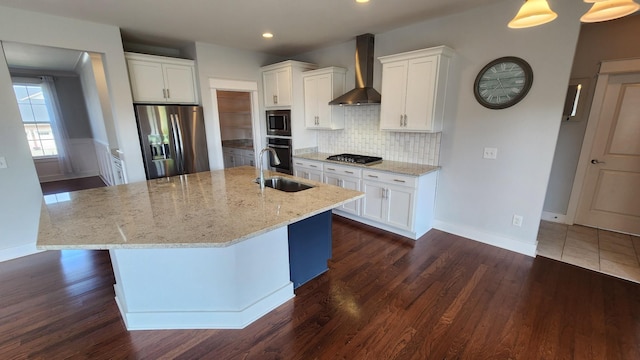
(258, 147, 281, 190)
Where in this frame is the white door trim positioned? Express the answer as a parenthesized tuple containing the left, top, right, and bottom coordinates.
(566, 58, 640, 224)
(208, 78, 263, 166)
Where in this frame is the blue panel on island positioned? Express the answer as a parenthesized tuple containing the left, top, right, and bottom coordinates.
(287, 210, 332, 289)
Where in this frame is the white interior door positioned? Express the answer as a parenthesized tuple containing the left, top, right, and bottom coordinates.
(575, 70, 640, 235)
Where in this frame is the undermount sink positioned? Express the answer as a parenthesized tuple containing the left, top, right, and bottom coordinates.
(256, 177, 314, 192)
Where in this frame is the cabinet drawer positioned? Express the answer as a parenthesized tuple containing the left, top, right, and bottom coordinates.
(223, 147, 240, 155)
(292, 159, 322, 171)
(323, 164, 361, 178)
(362, 170, 417, 188)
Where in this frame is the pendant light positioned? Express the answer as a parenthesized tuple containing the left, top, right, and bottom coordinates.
(508, 0, 558, 29)
(581, 0, 640, 23)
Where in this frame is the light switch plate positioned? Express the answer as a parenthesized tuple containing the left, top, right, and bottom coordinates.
(0, 156, 7, 169)
(483, 147, 498, 159)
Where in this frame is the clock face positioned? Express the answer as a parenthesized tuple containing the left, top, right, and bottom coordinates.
(474, 57, 533, 109)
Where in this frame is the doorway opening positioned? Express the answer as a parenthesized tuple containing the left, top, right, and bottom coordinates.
(217, 90, 255, 168)
(2, 41, 119, 191)
(538, 16, 640, 281)
(209, 78, 262, 171)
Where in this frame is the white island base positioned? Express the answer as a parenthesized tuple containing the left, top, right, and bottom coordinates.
(109, 226, 294, 330)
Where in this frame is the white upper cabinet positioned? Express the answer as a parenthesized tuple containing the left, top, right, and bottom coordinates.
(125, 52, 197, 104)
(378, 46, 454, 132)
(261, 61, 317, 111)
(263, 67, 292, 107)
(302, 67, 346, 130)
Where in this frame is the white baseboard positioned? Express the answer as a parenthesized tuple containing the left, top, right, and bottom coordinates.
(115, 283, 294, 330)
(0, 243, 43, 263)
(541, 211, 568, 224)
(432, 220, 537, 257)
(332, 210, 421, 240)
(39, 171, 101, 183)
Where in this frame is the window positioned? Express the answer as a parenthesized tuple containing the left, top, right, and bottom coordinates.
(13, 83, 58, 157)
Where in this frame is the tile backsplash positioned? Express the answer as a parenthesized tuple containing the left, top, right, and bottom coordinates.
(315, 106, 441, 165)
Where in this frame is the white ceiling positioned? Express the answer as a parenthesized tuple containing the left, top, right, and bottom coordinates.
(3, 42, 84, 72)
(0, 0, 505, 57)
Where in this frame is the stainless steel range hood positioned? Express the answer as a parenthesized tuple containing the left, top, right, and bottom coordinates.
(329, 34, 381, 106)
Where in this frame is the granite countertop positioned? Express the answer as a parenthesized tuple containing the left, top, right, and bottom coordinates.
(222, 139, 254, 151)
(294, 152, 440, 176)
(36, 167, 363, 250)
(223, 144, 254, 151)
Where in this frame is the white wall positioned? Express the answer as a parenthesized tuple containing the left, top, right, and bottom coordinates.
(188, 42, 282, 170)
(77, 52, 120, 184)
(0, 46, 43, 260)
(78, 53, 109, 145)
(544, 15, 640, 218)
(0, 6, 145, 260)
(298, 0, 585, 255)
(52, 76, 93, 139)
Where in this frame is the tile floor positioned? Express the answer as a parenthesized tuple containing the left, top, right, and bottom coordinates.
(537, 220, 640, 283)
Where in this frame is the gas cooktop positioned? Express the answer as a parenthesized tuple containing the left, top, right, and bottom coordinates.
(326, 153, 383, 165)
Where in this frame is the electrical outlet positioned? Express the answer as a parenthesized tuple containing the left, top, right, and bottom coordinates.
(512, 214, 523, 227)
(0, 156, 7, 169)
(483, 147, 498, 159)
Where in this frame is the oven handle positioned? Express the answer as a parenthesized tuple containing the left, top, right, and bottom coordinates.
(268, 144, 290, 149)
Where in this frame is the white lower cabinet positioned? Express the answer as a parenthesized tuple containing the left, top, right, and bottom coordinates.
(323, 164, 361, 216)
(293, 157, 438, 240)
(359, 169, 436, 239)
(292, 159, 323, 182)
(362, 178, 414, 232)
(223, 148, 255, 168)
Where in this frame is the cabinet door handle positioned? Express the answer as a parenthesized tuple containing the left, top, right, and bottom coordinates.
(403, 114, 408, 126)
(367, 174, 378, 178)
(400, 114, 403, 126)
(273, 95, 278, 104)
(345, 171, 354, 174)
(326, 167, 335, 171)
(166, 88, 171, 99)
(295, 162, 303, 165)
(310, 165, 318, 168)
(393, 179, 406, 183)
(163, 89, 167, 98)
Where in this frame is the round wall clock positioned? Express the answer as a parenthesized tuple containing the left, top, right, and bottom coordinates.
(474, 56, 533, 110)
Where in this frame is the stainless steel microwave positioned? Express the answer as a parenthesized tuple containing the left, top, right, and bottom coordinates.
(266, 110, 291, 137)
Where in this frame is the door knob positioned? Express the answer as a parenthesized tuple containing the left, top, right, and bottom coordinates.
(591, 159, 605, 164)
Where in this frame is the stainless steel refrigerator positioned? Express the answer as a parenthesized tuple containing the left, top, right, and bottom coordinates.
(135, 105, 210, 180)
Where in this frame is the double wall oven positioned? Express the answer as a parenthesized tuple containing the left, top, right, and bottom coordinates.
(266, 110, 293, 174)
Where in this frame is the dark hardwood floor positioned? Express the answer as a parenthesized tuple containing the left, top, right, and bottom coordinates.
(2, 216, 640, 359)
(40, 176, 107, 195)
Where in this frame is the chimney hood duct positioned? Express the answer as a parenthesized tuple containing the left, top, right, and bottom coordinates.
(329, 33, 381, 106)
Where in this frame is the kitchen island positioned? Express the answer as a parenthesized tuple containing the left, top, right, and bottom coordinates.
(37, 166, 363, 330)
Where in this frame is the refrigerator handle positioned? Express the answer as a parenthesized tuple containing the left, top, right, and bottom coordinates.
(171, 114, 184, 174)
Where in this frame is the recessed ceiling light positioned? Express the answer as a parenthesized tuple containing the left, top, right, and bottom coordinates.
(262, 32, 274, 38)
(356, 0, 370, 3)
